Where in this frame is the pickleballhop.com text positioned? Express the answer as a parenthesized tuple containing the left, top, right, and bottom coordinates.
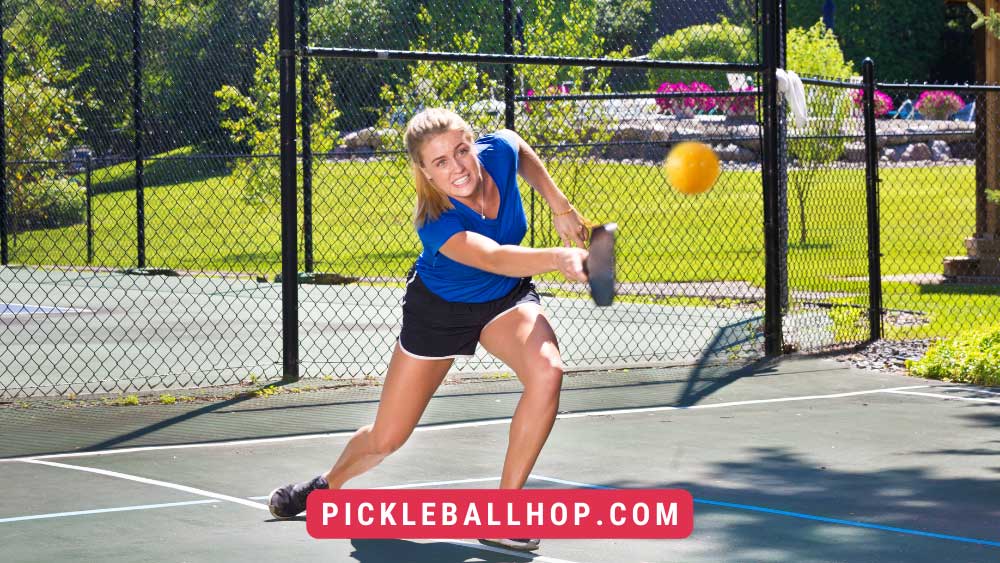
(305, 489, 694, 539)
(319, 500, 680, 527)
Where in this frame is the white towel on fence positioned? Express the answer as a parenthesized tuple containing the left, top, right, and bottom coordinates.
(775, 69, 808, 128)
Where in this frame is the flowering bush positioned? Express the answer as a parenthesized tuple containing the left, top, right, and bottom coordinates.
(655, 82, 716, 115)
(850, 89, 894, 118)
(915, 90, 965, 120)
(716, 86, 757, 117)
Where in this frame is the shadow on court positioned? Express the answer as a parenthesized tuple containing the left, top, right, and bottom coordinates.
(347, 540, 523, 563)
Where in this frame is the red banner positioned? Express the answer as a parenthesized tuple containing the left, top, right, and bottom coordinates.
(306, 489, 693, 539)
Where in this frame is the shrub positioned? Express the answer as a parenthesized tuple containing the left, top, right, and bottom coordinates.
(10, 175, 85, 232)
(914, 90, 965, 120)
(523, 84, 570, 115)
(907, 328, 1000, 386)
(646, 19, 755, 92)
(850, 89, 895, 118)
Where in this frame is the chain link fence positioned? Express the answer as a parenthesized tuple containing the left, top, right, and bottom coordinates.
(873, 83, 1000, 341)
(1, 1, 282, 397)
(3, 1, 994, 399)
(779, 76, 874, 352)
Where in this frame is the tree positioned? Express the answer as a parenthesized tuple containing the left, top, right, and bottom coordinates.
(596, 0, 653, 52)
(4, 11, 86, 233)
(724, 0, 759, 28)
(785, 21, 855, 246)
(308, 0, 409, 131)
(143, 0, 274, 153)
(515, 0, 628, 149)
(376, 6, 502, 138)
(9, 0, 273, 156)
(967, 1, 1000, 38)
(215, 31, 341, 208)
(787, 0, 944, 83)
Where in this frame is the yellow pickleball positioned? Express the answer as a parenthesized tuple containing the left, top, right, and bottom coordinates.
(664, 141, 720, 195)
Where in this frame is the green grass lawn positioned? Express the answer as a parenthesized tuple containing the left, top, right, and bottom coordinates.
(7, 151, 996, 339)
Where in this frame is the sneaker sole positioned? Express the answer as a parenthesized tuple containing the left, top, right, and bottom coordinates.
(478, 539, 541, 551)
(268, 487, 295, 520)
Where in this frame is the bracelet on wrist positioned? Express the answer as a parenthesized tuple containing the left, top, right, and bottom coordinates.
(552, 206, 575, 217)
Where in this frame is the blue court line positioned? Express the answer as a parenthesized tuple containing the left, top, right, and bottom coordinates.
(529, 475, 1000, 549)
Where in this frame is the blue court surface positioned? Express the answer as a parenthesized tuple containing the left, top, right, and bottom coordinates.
(2, 357, 998, 562)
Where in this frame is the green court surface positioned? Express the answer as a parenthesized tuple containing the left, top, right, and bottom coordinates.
(2, 357, 998, 562)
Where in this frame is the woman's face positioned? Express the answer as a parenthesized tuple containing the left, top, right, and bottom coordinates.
(418, 129, 482, 200)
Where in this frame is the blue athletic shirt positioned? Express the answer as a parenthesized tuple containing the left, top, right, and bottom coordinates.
(414, 129, 528, 303)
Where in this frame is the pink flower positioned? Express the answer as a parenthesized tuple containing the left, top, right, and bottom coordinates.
(915, 90, 965, 119)
(717, 87, 757, 117)
(655, 82, 717, 115)
(687, 82, 717, 112)
(850, 89, 895, 118)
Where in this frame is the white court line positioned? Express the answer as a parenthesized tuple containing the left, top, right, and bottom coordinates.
(22, 460, 268, 511)
(1, 384, 932, 463)
(529, 475, 611, 489)
(882, 390, 1000, 405)
(0, 499, 219, 523)
(7, 476, 502, 522)
(2, 467, 584, 563)
(554, 385, 932, 419)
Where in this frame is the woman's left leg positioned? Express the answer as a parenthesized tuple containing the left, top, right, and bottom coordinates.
(479, 304, 563, 489)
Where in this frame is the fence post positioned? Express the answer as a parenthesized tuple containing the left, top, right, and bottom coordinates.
(279, 0, 300, 382)
(503, 0, 530, 245)
(299, 0, 314, 273)
(131, 0, 145, 269)
(0, 0, 7, 266)
(862, 58, 883, 341)
(86, 155, 94, 265)
(777, 0, 789, 312)
(503, 0, 515, 131)
(761, 0, 784, 356)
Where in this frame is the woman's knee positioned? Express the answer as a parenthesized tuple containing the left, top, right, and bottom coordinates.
(522, 356, 564, 394)
(368, 427, 410, 457)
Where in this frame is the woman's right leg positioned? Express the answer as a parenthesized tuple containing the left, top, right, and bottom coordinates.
(323, 342, 453, 488)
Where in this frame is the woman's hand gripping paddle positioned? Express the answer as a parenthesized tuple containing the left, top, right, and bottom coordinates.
(583, 223, 617, 307)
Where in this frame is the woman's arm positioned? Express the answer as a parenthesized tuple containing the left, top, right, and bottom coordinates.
(504, 129, 591, 248)
(439, 231, 588, 282)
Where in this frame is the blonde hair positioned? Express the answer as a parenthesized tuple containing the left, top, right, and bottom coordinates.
(403, 108, 474, 229)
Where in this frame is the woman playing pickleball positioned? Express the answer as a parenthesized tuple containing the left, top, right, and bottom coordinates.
(268, 107, 592, 552)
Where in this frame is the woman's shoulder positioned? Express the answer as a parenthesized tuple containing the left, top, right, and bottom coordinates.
(476, 129, 519, 166)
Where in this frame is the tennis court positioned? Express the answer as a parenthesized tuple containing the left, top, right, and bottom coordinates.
(1, 265, 780, 397)
(2, 357, 998, 562)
